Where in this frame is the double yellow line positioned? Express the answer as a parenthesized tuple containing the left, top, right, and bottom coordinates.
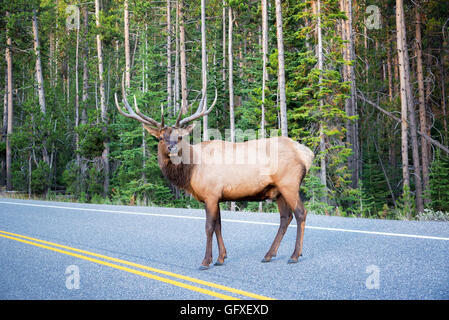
(0, 230, 273, 300)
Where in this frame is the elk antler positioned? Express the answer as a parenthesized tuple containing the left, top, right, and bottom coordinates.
(175, 88, 218, 128)
(114, 75, 161, 128)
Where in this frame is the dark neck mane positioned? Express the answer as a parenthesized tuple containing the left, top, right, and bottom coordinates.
(158, 143, 195, 191)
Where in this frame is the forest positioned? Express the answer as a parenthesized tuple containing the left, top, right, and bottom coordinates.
(1, 0, 449, 220)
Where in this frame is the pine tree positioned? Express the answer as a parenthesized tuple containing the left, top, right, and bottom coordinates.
(428, 151, 449, 212)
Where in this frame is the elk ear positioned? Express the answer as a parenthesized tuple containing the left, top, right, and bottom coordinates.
(178, 123, 196, 137)
(143, 125, 160, 138)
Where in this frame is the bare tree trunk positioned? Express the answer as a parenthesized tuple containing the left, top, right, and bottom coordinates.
(174, 0, 180, 115)
(399, 0, 423, 214)
(178, 0, 188, 114)
(28, 153, 32, 198)
(1, 70, 6, 186)
(316, 1, 327, 203)
(49, 32, 55, 88)
(124, 0, 131, 88)
(167, 0, 172, 112)
(6, 12, 13, 191)
(228, 6, 236, 211)
(274, 0, 288, 137)
(261, 0, 268, 138)
(228, 7, 235, 144)
(95, 0, 109, 196)
(222, 0, 226, 87)
(396, 0, 414, 213)
(440, 51, 448, 142)
(415, 8, 430, 201)
(81, 5, 89, 125)
(201, 0, 208, 141)
(32, 10, 46, 114)
(341, 0, 358, 188)
(386, 42, 394, 102)
(74, 15, 80, 187)
(32, 9, 50, 167)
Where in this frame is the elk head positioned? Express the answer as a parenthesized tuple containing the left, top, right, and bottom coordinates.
(114, 78, 217, 160)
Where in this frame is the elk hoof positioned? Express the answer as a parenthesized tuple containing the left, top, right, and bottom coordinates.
(199, 265, 210, 270)
(214, 260, 224, 266)
(287, 258, 299, 264)
(261, 257, 272, 263)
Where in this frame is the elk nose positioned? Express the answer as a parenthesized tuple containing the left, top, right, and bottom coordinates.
(168, 145, 178, 153)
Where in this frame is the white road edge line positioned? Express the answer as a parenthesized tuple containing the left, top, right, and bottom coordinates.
(1, 200, 448, 241)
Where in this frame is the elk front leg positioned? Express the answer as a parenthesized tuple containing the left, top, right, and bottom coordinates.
(200, 200, 219, 270)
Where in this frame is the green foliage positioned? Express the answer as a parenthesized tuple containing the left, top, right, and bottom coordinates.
(395, 185, 415, 219)
(427, 151, 449, 212)
(77, 125, 107, 159)
(31, 161, 50, 194)
(302, 167, 334, 215)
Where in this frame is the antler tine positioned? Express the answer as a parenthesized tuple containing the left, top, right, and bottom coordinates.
(174, 91, 203, 128)
(178, 88, 218, 127)
(133, 95, 161, 128)
(114, 91, 148, 124)
(160, 103, 165, 128)
(115, 74, 161, 128)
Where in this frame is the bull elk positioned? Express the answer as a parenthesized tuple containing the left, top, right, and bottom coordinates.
(115, 82, 314, 270)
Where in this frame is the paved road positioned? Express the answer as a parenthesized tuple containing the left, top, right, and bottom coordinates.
(0, 198, 448, 300)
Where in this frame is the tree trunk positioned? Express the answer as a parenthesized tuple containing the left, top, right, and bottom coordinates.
(274, 0, 288, 137)
(5, 12, 13, 191)
(167, 0, 172, 112)
(341, 0, 358, 188)
(261, 0, 268, 138)
(174, 0, 180, 115)
(201, 0, 208, 141)
(415, 8, 430, 201)
(1, 69, 6, 186)
(396, 0, 410, 195)
(222, 0, 226, 87)
(74, 14, 80, 193)
(32, 9, 50, 167)
(81, 5, 89, 126)
(399, 1, 423, 214)
(32, 10, 46, 114)
(124, 0, 131, 88)
(95, 0, 109, 196)
(386, 42, 394, 102)
(396, 0, 422, 214)
(178, 0, 188, 114)
(440, 51, 448, 142)
(316, 1, 327, 203)
(228, 6, 235, 211)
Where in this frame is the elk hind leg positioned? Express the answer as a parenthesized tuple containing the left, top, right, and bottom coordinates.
(278, 186, 307, 264)
(214, 206, 228, 266)
(262, 195, 293, 263)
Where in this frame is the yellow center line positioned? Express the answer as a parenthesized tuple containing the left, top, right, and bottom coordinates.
(0, 230, 274, 300)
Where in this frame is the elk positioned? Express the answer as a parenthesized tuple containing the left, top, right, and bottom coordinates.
(115, 82, 314, 270)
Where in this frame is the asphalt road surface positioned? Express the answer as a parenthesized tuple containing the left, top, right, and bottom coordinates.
(0, 198, 448, 300)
